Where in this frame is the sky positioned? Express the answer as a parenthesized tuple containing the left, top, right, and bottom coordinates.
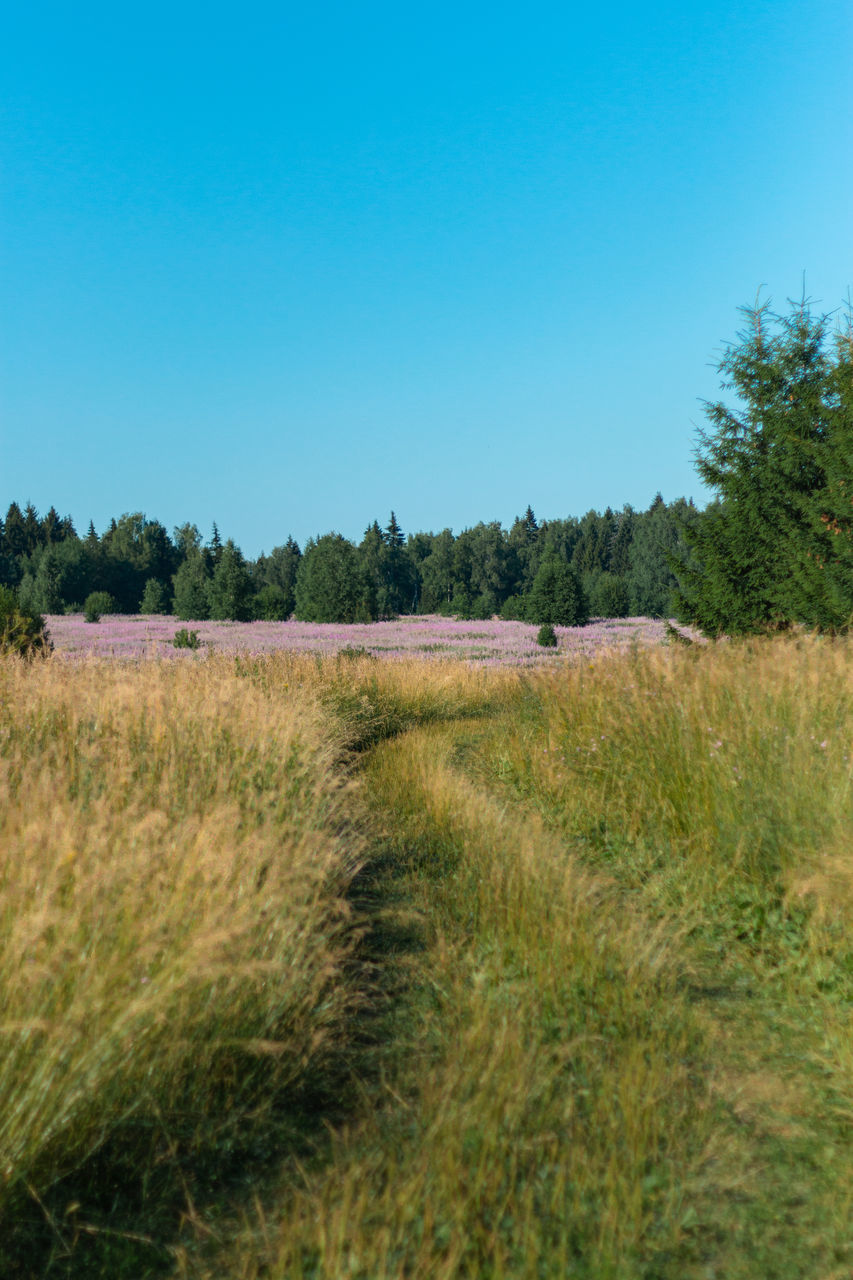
(2, 1, 852, 557)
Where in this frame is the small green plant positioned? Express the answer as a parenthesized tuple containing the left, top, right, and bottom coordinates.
(0, 586, 53, 659)
(83, 591, 116, 623)
(337, 645, 375, 661)
(140, 578, 169, 614)
(172, 627, 201, 650)
(536, 622, 558, 648)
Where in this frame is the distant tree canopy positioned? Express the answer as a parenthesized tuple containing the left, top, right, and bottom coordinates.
(675, 296, 853, 635)
(0, 496, 703, 626)
(295, 534, 370, 624)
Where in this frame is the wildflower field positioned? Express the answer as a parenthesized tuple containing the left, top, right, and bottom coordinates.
(1, 631, 852, 1278)
(43, 612, 684, 664)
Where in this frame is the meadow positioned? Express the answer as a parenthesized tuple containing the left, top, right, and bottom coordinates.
(1, 630, 851, 1278)
(43, 612, 682, 665)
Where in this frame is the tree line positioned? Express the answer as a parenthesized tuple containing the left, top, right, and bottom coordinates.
(0, 498, 699, 626)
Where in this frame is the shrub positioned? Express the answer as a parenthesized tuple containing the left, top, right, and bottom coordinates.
(83, 592, 116, 624)
(536, 623, 558, 648)
(140, 578, 170, 614)
(172, 628, 201, 651)
(528, 555, 589, 627)
(336, 645, 375, 661)
(0, 587, 53, 659)
(591, 572, 631, 619)
(252, 584, 291, 621)
(500, 595, 527, 622)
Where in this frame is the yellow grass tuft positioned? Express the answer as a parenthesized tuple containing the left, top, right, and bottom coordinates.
(0, 653, 363, 1215)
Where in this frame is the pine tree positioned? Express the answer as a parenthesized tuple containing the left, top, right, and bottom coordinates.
(23, 503, 41, 555)
(677, 297, 833, 634)
(3, 503, 27, 558)
(208, 541, 253, 620)
(785, 316, 853, 630)
(209, 522, 223, 565)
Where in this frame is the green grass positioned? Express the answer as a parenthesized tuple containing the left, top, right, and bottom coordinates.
(2, 640, 852, 1277)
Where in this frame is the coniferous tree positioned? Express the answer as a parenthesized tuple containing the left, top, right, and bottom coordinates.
(384, 512, 416, 613)
(140, 578, 170, 614)
(507, 506, 541, 594)
(208, 540, 253, 620)
(677, 298, 833, 634)
(784, 316, 853, 630)
(209, 522, 223, 565)
(22, 503, 41, 555)
(528, 554, 588, 626)
(3, 503, 27, 560)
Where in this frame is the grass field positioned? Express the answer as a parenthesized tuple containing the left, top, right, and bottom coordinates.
(1, 634, 851, 1277)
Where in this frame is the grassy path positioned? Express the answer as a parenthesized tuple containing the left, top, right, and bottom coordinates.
(208, 640, 853, 1278)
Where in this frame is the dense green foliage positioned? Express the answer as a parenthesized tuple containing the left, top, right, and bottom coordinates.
(83, 591, 116, 623)
(294, 533, 371, 623)
(0, 586, 52, 658)
(1, 496, 700, 624)
(172, 627, 201, 650)
(527, 553, 589, 626)
(676, 297, 853, 634)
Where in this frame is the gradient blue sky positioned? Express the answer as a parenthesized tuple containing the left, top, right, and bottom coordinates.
(2, 1, 851, 556)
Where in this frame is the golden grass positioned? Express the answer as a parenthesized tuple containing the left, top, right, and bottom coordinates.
(0, 653, 364, 1221)
(208, 725, 705, 1278)
(4, 637, 853, 1277)
(207, 634, 853, 1280)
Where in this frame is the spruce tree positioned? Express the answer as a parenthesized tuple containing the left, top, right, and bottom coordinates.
(528, 554, 589, 626)
(677, 298, 833, 635)
(785, 316, 853, 630)
(208, 540, 253, 621)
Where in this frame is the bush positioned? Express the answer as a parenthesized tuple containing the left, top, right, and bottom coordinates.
(83, 592, 116, 624)
(252, 584, 291, 621)
(536, 623, 558, 648)
(500, 595, 527, 622)
(528, 555, 589, 627)
(0, 587, 53, 659)
(172, 628, 201, 651)
(591, 572, 631, 619)
(140, 578, 170, 614)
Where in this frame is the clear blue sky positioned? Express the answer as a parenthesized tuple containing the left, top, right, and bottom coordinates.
(2, 1, 851, 556)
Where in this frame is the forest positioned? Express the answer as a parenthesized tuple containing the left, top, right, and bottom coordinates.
(0, 494, 698, 629)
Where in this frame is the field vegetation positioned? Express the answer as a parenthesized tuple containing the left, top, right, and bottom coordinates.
(1, 633, 852, 1277)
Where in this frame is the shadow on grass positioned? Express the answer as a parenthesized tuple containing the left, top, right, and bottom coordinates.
(1, 841, 429, 1280)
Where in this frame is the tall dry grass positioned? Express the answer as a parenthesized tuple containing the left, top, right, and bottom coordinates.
(0, 653, 364, 1233)
(514, 634, 853, 945)
(5, 638, 852, 1277)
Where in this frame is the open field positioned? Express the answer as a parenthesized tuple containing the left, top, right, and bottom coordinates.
(43, 613, 692, 665)
(1, 635, 851, 1278)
